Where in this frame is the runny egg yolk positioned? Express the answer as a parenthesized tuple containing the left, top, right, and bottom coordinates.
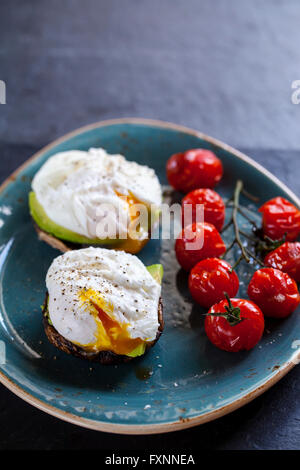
(115, 190, 143, 221)
(114, 191, 150, 254)
(77, 288, 145, 355)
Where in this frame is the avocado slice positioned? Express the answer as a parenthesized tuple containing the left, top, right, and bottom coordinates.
(29, 191, 120, 245)
(126, 343, 147, 358)
(146, 264, 164, 285)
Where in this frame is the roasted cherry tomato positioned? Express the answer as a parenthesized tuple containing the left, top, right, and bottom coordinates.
(248, 267, 300, 318)
(175, 222, 226, 271)
(259, 197, 300, 241)
(205, 296, 264, 352)
(189, 258, 239, 308)
(166, 149, 223, 193)
(264, 242, 300, 283)
(182, 188, 225, 231)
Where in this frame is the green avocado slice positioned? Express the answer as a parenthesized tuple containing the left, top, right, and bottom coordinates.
(29, 191, 123, 246)
(126, 343, 147, 358)
(146, 264, 164, 285)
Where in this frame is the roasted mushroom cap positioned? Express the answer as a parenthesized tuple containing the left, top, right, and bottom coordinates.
(42, 293, 164, 365)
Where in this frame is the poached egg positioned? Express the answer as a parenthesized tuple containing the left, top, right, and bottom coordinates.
(32, 148, 162, 242)
(46, 247, 161, 356)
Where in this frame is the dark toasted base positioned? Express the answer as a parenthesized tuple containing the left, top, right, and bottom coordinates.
(34, 224, 78, 253)
(42, 293, 164, 365)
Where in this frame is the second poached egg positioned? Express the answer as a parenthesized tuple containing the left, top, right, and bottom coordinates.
(46, 247, 161, 356)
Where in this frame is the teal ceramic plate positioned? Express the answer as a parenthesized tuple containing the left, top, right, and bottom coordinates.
(0, 119, 299, 434)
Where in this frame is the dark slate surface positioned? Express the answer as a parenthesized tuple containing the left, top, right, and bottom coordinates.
(1, 0, 300, 149)
(0, 0, 300, 451)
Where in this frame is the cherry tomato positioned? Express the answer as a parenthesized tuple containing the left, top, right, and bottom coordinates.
(182, 188, 225, 231)
(189, 258, 239, 308)
(175, 222, 226, 271)
(205, 297, 264, 352)
(248, 268, 300, 318)
(259, 197, 300, 241)
(264, 242, 300, 283)
(166, 149, 223, 193)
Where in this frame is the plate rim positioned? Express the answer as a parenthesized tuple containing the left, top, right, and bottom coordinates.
(0, 117, 299, 435)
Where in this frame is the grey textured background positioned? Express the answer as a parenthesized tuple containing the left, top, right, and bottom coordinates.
(0, 0, 300, 451)
(1, 0, 300, 150)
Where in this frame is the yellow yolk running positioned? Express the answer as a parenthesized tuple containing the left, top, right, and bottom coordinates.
(114, 191, 150, 254)
(77, 288, 145, 355)
(114, 191, 141, 219)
